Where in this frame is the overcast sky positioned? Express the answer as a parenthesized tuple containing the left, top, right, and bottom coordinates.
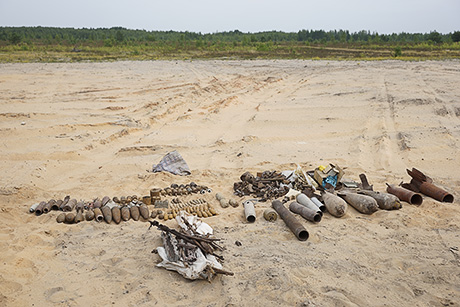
(0, 0, 459, 34)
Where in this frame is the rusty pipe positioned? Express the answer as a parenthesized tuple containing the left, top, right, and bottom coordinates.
(386, 184, 423, 206)
(272, 200, 309, 241)
(289, 201, 322, 223)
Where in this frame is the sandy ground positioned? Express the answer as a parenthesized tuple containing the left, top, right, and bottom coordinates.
(0, 60, 459, 306)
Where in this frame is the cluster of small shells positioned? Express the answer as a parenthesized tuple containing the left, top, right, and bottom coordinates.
(151, 198, 217, 220)
(159, 182, 212, 197)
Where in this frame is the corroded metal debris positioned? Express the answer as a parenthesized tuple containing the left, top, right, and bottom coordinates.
(233, 171, 289, 201)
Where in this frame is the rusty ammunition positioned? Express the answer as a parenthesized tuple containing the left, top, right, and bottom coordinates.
(338, 191, 379, 214)
(63, 198, 77, 212)
(112, 207, 121, 224)
(74, 210, 84, 223)
(358, 190, 401, 210)
(121, 206, 130, 221)
(100, 196, 110, 206)
(59, 195, 70, 210)
(272, 200, 309, 241)
(85, 209, 95, 221)
(93, 208, 103, 222)
(405, 168, 453, 203)
(76, 201, 85, 212)
(142, 196, 152, 206)
(130, 206, 140, 221)
(243, 200, 256, 223)
(263, 208, 278, 222)
(289, 201, 322, 223)
(65, 213, 75, 224)
(321, 191, 347, 217)
(386, 184, 423, 206)
(113, 196, 120, 203)
(56, 213, 66, 223)
(139, 204, 150, 220)
(93, 199, 102, 209)
(49, 199, 59, 211)
(101, 205, 112, 223)
(35, 201, 46, 215)
(43, 200, 53, 214)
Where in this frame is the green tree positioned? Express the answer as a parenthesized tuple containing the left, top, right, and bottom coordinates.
(115, 30, 124, 42)
(427, 31, 442, 44)
(452, 31, 460, 43)
(9, 32, 21, 44)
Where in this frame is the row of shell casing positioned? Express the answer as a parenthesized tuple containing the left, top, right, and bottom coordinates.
(151, 203, 217, 221)
(153, 185, 212, 197)
(56, 203, 151, 224)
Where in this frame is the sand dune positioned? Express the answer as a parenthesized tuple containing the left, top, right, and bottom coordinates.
(0, 60, 459, 306)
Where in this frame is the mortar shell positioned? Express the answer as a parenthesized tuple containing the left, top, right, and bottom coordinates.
(85, 209, 95, 221)
(121, 206, 130, 221)
(112, 207, 121, 224)
(101, 196, 110, 206)
(56, 213, 66, 223)
(65, 213, 75, 224)
(93, 199, 102, 209)
(130, 206, 140, 221)
(358, 190, 402, 210)
(139, 204, 150, 220)
(321, 191, 348, 218)
(76, 201, 85, 212)
(93, 208, 103, 222)
(101, 206, 112, 223)
(338, 191, 379, 214)
(74, 210, 84, 223)
(120, 196, 126, 204)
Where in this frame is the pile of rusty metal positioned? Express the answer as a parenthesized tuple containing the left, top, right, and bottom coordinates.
(233, 171, 290, 201)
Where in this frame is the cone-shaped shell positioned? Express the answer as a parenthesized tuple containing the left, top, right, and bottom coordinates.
(130, 206, 140, 221)
(121, 207, 130, 221)
(139, 204, 150, 220)
(65, 213, 75, 224)
(338, 191, 378, 214)
(321, 191, 347, 217)
(75, 210, 84, 223)
(112, 207, 121, 224)
(358, 190, 402, 210)
(101, 206, 112, 223)
(56, 213, 66, 223)
(85, 209, 95, 221)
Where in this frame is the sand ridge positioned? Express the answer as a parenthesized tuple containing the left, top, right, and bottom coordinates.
(0, 60, 459, 306)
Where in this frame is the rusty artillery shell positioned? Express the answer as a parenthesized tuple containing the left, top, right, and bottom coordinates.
(243, 200, 256, 223)
(112, 207, 121, 224)
(63, 198, 77, 212)
(56, 199, 63, 209)
(56, 213, 66, 223)
(49, 199, 59, 211)
(93, 199, 102, 209)
(76, 201, 85, 212)
(74, 210, 84, 223)
(263, 208, 278, 222)
(358, 190, 402, 210)
(85, 209, 95, 221)
(418, 181, 454, 203)
(296, 194, 323, 217)
(43, 200, 53, 214)
(35, 201, 47, 216)
(101, 196, 110, 206)
(65, 213, 75, 224)
(130, 206, 140, 221)
(101, 206, 112, 223)
(139, 204, 150, 220)
(121, 206, 130, 221)
(386, 184, 423, 206)
(289, 201, 322, 223)
(338, 191, 378, 214)
(93, 208, 103, 222)
(321, 191, 348, 217)
(59, 195, 70, 210)
(272, 200, 309, 241)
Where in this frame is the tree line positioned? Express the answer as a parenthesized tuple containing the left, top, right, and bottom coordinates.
(1, 26, 459, 46)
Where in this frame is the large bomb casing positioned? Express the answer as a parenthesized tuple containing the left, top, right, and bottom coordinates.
(139, 204, 150, 220)
(358, 190, 401, 210)
(321, 191, 347, 217)
(101, 205, 112, 223)
(112, 207, 121, 224)
(121, 207, 130, 221)
(130, 206, 140, 221)
(338, 191, 378, 214)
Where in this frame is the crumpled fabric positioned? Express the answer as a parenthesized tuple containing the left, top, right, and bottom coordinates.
(151, 150, 191, 176)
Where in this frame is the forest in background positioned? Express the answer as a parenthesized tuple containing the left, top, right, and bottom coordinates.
(1, 26, 460, 62)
